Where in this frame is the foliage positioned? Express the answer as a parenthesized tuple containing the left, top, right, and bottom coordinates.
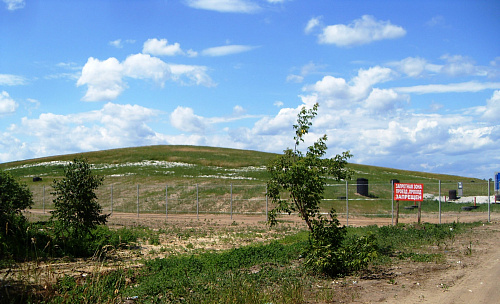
(267, 103, 352, 230)
(266, 103, 370, 276)
(0, 170, 34, 258)
(50, 158, 109, 240)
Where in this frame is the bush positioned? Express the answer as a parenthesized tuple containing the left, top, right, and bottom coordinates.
(0, 170, 34, 259)
(50, 158, 109, 251)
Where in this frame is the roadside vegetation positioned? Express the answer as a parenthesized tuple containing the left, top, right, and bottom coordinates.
(0, 104, 492, 303)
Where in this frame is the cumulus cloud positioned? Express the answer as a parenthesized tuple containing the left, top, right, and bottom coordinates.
(0, 91, 18, 115)
(122, 53, 171, 84)
(389, 57, 441, 77)
(3, 0, 24, 11)
(481, 90, 500, 121)
(440, 54, 486, 77)
(77, 57, 125, 101)
(170, 106, 209, 133)
(10, 103, 162, 156)
(185, 0, 261, 13)
(201, 45, 257, 56)
(142, 38, 186, 56)
(303, 66, 394, 107)
(316, 15, 406, 47)
(364, 88, 408, 114)
(77, 54, 214, 101)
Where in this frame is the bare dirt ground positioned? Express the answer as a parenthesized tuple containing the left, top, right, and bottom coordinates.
(11, 210, 500, 303)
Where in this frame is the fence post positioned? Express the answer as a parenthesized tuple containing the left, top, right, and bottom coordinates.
(166, 185, 168, 219)
(137, 184, 139, 218)
(111, 184, 113, 215)
(346, 180, 349, 227)
(265, 185, 268, 222)
(438, 180, 441, 224)
(391, 180, 394, 226)
(230, 183, 233, 220)
(42, 185, 45, 214)
(196, 184, 199, 220)
(488, 179, 491, 223)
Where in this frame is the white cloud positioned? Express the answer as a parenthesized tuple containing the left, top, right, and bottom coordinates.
(170, 106, 209, 133)
(122, 53, 171, 85)
(11, 103, 161, 155)
(201, 45, 257, 56)
(3, 0, 24, 11)
(0, 74, 27, 86)
(77, 57, 125, 102)
(390, 57, 441, 77)
(252, 107, 297, 136)
(0, 91, 18, 115)
(286, 74, 304, 83)
(169, 64, 215, 86)
(109, 39, 123, 48)
(394, 81, 500, 94)
(440, 54, 486, 77)
(186, 0, 261, 13)
(364, 88, 408, 114)
(481, 90, 500, 122)
(303, 66, 394, 107)
(77, 54, 214, 101)
(317, 15, 406, 47)
(287, 62, 326, 83)
(305, 16, 321, 34)
(143, 38, 186, 56)
(391, 55, 499, 78)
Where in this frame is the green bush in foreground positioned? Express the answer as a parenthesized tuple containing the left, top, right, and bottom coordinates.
(0, 170, 34, 259)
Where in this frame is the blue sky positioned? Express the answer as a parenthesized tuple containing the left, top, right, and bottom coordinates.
(1, 0, 499, 179)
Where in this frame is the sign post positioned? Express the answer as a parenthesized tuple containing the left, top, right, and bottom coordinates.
(394, 183, 424, 224)
(495, 172, 500, 193)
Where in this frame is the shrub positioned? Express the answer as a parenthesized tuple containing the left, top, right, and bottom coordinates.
(0, 170, 34, 258)
(50, 158, 109, 246)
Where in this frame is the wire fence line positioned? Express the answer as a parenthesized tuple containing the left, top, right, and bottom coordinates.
(28, 180, 498, 225)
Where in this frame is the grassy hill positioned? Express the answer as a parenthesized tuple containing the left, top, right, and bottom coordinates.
(1, 145, 494, 216)
(0, 145, 481, 184)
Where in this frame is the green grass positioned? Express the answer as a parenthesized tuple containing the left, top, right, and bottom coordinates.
(2, 145, 495, 216)
(15, 221, 481, 304)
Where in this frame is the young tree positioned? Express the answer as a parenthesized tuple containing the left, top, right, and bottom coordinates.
(266, 103, 352, 232)
(266, 103, 376, 276)
(51, 158, 108, 239)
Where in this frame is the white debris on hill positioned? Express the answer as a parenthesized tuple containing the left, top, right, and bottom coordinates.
(424, 194, 497, 204)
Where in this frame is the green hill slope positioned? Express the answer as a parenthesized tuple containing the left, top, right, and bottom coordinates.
(1, 145, 481, 185)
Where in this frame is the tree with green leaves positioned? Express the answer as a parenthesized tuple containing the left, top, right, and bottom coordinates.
(267, 103, 352, 232)
(0, 170, 34, 256)
(267, 103, 377, 276)
(51, 158, 108, 240)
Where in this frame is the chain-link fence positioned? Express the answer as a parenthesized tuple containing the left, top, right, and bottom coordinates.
(29, 180, 498, 224)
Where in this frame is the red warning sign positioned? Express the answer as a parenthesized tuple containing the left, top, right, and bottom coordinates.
(394, 183, 424, 201)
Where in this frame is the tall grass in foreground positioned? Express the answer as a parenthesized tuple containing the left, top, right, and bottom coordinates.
(6, 221, 478, 304)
